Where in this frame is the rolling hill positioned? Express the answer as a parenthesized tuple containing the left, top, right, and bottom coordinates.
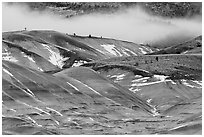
(148, 35, 202, 55)
(2, 30, 202, 135)
(2, 30, 155, 72)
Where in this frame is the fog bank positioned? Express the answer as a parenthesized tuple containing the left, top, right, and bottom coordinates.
(2, 3, 202, 44)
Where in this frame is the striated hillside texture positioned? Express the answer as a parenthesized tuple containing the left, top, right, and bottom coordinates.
(147, 35, 202, 55)
(2, 29, 202, 135)
(2, 30, 154, 72)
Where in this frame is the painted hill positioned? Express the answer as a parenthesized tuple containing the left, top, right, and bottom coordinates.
(2, 30, 202, 135)
(2, 30, 154, 72)
(148, 35, 202, 55)
(82, 54, 202, 80)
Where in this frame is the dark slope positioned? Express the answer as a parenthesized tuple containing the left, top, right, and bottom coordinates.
(148, 35, 202, 55)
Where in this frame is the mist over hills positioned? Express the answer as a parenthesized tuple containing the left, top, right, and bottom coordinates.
(3, 2, 202, 46)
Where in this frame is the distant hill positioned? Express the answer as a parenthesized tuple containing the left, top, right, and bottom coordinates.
(7, 2, 202, 18)
(147, 35, 202, 55)
(82, 54, 202, 80)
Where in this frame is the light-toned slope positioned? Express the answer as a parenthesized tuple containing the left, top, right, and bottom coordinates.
(70, 35, 154, 57)
(2, 30, 105, 70)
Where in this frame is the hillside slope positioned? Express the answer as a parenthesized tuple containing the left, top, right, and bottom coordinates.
(3, 30, 154, 72)
(82, 54, 202, 80)
(2, 29, 202, 135)
(148, 35, 202, 55)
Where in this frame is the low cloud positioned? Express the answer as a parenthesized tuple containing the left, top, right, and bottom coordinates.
(2, 3, 202, 46)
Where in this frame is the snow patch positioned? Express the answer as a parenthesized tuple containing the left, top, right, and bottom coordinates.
(132, 77, 150, 83)
(147, 99, 152, 103)
(169, 80, 177, 85)
(101, 44, 122, 56)
(72, 60, 87, 67)
(26, 115, 42, 127)
(3, 68, 14, 77)
(37, 67, 44, 72)
(41, 43, 69, 68)
(135, 75, 143, 78)
(111, 74, 126, 81)
(46, 107, 63, 116)
(122, 49, 131, 56)
(182, 80, 202, 88)
(182, 51, 189, 54)
(131, 75, 168, 87)
(89, 117, 94, 121)
(129, 87, 141, 93)
(23, 54, 35, 63)
(154, 75, 168, 81)
(131, 80, 165, 87)
(143, 46, 153, 53)
(122, 48, 138, 56)
(169, 123, 192, 131)
(192, 80, 202, 86)
(66, 82, 79, 91)
(2, 52, 18, 62)
(75, 80, 101, 95)
(139, 47, 147, 54)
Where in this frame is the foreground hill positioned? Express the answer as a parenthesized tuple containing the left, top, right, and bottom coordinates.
(3, 60, 159, 134)
(2, 30, 202, 135)
(2, 58, 202, 135)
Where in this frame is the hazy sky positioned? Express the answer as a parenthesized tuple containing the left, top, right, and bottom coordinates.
(2, 3, 202, 44)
